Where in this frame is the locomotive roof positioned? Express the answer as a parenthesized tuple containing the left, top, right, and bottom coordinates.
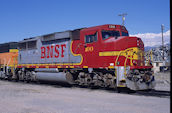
(20, 36, 39, 43)
(0, 42, 18, 46)
(19, 28, 84, 43)
(81, 24, 124, 31)
(17, 24, 126, 43)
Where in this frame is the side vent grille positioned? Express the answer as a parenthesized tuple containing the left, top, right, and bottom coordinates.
(42, 34, 55, 41)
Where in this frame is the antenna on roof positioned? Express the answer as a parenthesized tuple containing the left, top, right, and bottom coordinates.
(118, 13, 127, 26)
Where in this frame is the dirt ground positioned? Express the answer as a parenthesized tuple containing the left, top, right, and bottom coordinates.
(0, 73, 170, 113)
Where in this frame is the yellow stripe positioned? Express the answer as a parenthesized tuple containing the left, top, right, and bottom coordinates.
(83, 66, 88, 68)
(117, 85, 126, 87)
(5, 65, 16, 68)
(108, 66, 114, 69)
(99, 47, 141, 60)
(9, 49, 18, 52)
(57, 66, 61, 68)
(70, 66, 74, 68)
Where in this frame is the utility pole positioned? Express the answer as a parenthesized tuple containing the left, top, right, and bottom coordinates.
(161, 24, 164, 60)
(118, 13, 127, 26)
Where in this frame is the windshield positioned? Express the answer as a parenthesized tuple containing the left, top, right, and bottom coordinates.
(101, 30, 120, 40)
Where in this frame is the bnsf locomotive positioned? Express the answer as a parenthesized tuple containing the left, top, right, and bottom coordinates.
(0, 24, 155, 90)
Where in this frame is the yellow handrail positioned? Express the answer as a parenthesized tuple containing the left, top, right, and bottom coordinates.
(124, 49, 136, 75)
(115, 48, 136, 77)
(115, 51, 125, 66)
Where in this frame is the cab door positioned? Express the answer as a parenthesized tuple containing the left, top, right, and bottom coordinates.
(83, 31, 100, 68)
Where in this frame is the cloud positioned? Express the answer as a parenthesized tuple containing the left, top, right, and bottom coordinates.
(131, 30, 170, 47)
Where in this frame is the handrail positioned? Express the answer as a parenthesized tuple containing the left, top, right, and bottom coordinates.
(115, 50, 125, 66)
(124, 49, 136, 75)
(115, 48, 136, 77)
(115, 50, 125, 77)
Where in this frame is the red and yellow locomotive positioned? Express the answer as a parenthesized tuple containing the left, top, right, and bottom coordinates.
(0, 24, 155, 90)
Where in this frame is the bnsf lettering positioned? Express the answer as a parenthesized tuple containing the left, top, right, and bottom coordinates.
(54, 45, 60, 58)
(61, 44, 66, 58)
(41, 44, 66, 59)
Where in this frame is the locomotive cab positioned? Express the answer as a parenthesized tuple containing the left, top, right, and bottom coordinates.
(79, 24, 129, 67)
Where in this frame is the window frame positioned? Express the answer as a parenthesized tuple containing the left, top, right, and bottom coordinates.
(101, 30, 120, 40)
(85, 32, 98, 43)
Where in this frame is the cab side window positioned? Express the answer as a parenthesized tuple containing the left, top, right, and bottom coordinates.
(85, 33, 97, 43)
(122, 32, 129, 36)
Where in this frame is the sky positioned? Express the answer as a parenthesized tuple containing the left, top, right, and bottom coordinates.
(0, 0, 170, 46)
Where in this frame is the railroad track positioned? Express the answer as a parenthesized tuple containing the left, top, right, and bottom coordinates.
(0, 79, 170, 98)
(134, 90, 170, 98)
(74, 85, 170, 98)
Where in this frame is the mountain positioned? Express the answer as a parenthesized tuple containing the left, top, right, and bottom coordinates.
(131, 30, 170, 47)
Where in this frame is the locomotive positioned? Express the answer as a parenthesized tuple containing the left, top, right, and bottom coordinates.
(0, 24, 155, 90)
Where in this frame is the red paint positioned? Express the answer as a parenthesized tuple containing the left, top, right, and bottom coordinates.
(39, 66, 46, 68)
(71, 24, 149, 69)
(41, 47, 45, 58)
(61, 44, 66, 58)
(29, 66, 36, 68)
(49, 65, 57, 68)
(46, 46, 50, 58)
(50, 45, 54, 58)
(54, 45, 60, 58)
(130, 66, 153, 70)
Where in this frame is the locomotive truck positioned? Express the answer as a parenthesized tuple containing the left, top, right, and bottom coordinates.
(0, 24, 155, 90)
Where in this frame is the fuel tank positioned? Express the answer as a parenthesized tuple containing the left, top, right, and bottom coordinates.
(34, 68, 68, 83)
